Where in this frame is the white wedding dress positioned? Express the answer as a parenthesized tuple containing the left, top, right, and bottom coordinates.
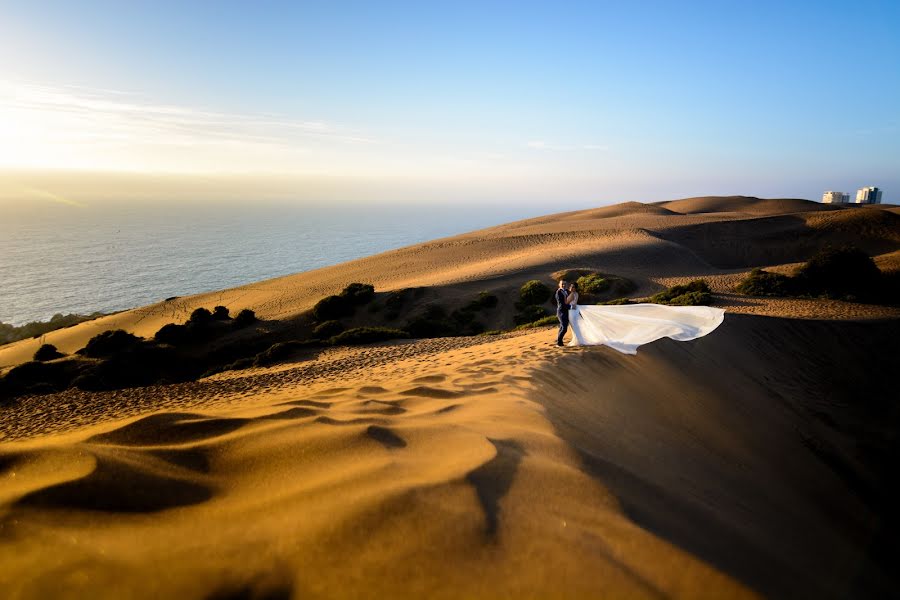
(567, 299, 725, 355)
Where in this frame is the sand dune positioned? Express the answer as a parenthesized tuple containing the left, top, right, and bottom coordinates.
(1, 196, 899, 598)
(1, 315, 895, 598)
(2, 196, 898, 368)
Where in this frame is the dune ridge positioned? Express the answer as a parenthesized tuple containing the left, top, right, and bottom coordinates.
(2, 196, 899, 368)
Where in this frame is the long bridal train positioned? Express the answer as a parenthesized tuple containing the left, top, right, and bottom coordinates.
(568, 303, 726, 354)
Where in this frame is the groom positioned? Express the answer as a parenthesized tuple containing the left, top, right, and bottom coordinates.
(555, 279, 569, 346)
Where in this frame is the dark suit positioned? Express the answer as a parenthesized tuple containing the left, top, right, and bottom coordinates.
(556, 287, 570, 345)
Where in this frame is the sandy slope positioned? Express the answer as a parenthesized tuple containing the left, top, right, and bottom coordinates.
(1, 197, 899, 598)
(1, 314, 896, 598)
(2, 196, 898, 368)
(1, 329, 758, 599)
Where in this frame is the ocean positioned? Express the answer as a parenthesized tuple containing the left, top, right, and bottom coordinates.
(1, 201, 549, 326)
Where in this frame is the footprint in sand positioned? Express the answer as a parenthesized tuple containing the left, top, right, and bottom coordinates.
(87, 412, 250, 447)
(399, 386, 463, 399)
(277, 399, 332, 409)
(411, 374, 447, 384)
(365, 425, 407, 449)
(356, 400, 408, 415)
(261, 407, 320, 420)
(15, 450, 212, 513)
(357, 386, 389, 394)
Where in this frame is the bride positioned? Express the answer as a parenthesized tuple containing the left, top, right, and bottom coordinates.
(566, 282, 725, 355)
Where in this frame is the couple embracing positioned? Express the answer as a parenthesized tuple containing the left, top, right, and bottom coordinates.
(555, 279, 579, 346)
(552, 277, 726, 354)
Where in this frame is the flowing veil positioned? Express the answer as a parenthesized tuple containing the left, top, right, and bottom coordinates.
(569, 303, 725, 354)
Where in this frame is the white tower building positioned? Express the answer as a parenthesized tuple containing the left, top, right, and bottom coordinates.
(822, 191, 849, 203)
(855, 186, 883, 204)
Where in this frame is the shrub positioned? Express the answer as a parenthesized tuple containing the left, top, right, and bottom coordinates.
(77, 329, 143, 358)
(735, 268, 794, 297)
(313, 295, 353, 321)
(478, 330, 503, 336)
(313, 320, 345, 340)
(576, 274, 610, 295)
(665, 291, 711, 306)
(514, 315, 559, 330)
(79, 344, 184, 390)
(3, 360, 79, 396)
(340, 283, 376, 305)
(0, 312, 104, 346)
(470, 291, 498, 310)
(553, 269, 595, 283)
(520, 280, 552, 306)
(188, 307, 213, 326)
(233, 308, 257, 328)
(735, 247, 895, 304)
(514, 304, 549, 325)
(601, 297, 632, 305)
(329, 327, 409, 346)
(212, 306, 230, 320)
(34, 344, 64, 362)
(794, 246, 882, 301)
(154, 323, 189, 345)
(651, 280, 713, 306)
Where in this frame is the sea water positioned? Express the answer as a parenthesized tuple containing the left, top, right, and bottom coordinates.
(0, 201, 548, 325)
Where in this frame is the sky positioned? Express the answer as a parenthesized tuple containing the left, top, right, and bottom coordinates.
(0, 0, 898, 207)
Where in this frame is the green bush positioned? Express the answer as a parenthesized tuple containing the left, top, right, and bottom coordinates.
(188, 307, 213, 326)
(795, 246, 882, 301)
(0, 312, 104, 346)
(553, 269, 595, 283)
(34, 344, 64, 362)
(329, 327, 409, 346)
(233, 308, 257, 328)
(77, 329, 143, 358)
(340, 283, 376, 305)
(665, 291, 711, 306)
(313, 320, 345, 340)
(735, 268, 794, 297)
(735, 247, 896, 304)
(313, 295, 353, 321)
(3, 360, 81, 397)
(468, 291, 498, 310)
(212, 306, 230, 320)
(154, 323, 189, 345)
(601, 298, 631, 305)
(576, 273, 610, 295)
(520, 280, 552, 305)
(514, 304, 549, 325)
(651, 280, 713, 306)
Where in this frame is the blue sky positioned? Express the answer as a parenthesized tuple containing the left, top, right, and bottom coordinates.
(0, 0, 898, 205)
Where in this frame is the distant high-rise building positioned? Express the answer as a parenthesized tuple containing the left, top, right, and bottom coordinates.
(855, 186, 883, 204)
(822, 191, 849, 203)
